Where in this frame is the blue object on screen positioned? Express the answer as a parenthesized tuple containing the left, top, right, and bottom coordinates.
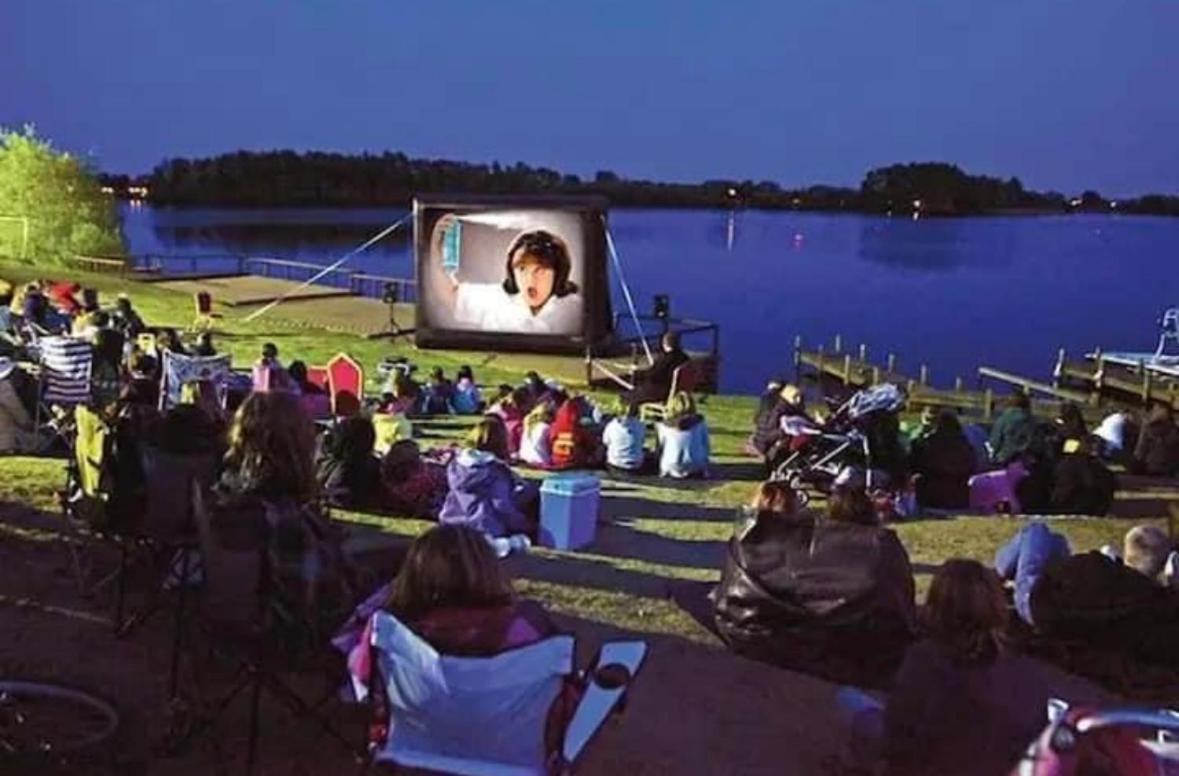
(441, 221, 462, 272)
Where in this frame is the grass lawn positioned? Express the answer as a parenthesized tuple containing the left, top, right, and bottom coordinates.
(1, 260, 1177, 773)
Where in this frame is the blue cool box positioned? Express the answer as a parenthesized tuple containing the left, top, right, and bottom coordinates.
(538, 474, 601, 551)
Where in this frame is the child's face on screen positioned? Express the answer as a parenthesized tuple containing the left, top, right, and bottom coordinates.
(512, 256, 555, 311)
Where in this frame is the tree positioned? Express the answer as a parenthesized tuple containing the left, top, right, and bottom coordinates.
(0, 126, 124, 266)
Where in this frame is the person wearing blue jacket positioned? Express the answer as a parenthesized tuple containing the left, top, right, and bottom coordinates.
(656, 392, 710, 479)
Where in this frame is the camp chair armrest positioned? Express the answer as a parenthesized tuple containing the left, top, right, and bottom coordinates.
(560, 641, 648, 765)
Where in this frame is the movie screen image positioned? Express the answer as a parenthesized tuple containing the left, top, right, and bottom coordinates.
(414, 198, 610, 352)
(421, 208, 584, 335)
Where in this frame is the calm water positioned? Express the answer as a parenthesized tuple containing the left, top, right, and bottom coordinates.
(120, 205, 1179, 394)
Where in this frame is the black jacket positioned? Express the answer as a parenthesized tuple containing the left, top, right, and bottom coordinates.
(1133, 419, 1179, 477)
(713, 511, 916, 687)
(910, 429, 976, 509)
(642, 348, 689, 396)
(1049, 454, 1115, 515)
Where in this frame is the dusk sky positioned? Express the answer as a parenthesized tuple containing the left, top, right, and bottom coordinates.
(4, 1, 1178, 196)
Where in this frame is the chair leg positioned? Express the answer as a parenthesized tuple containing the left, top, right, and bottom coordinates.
(113, 542, 128, 633)
(246, 673, 263, 775)
(169, 550, 189, 699)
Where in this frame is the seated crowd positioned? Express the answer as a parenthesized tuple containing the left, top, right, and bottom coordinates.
(4, 277, 1179, 773)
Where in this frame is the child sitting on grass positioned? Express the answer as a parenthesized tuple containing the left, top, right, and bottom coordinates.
(656, 392, 710, 479)
(603, 401, 651, 475)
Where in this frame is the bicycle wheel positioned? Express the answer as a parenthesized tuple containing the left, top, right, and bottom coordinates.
(0, 680, 120, 762)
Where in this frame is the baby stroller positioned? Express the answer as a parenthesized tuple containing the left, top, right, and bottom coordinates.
(1014, 700, 1179, 775)
(772, 383, 906, 493)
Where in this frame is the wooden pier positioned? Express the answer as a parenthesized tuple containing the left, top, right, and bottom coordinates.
(793, 335, 1178, 421)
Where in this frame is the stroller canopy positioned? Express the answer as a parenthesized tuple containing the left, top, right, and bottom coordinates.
(847, 384, 904, 421)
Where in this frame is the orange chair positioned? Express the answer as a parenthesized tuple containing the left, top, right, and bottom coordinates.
(326, 353, 364, 417)
(189, 291, 221, 333)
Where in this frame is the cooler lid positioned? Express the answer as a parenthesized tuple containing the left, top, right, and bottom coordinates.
(540, 473, 601, 496)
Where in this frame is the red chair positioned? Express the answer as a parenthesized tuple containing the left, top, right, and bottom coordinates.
(326, 353, 364, 417)
(306, 366, 329, 392)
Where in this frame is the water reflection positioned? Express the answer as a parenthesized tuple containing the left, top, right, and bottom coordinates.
(857, 218, 1014, 271)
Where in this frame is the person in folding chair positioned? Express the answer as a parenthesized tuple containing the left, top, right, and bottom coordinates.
(622, 331, 689, 407)
(343, 523, 647, 774)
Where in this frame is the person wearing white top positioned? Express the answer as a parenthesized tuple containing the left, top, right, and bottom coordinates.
(431, 223, 582, 335)
(519, 402, 555, 467)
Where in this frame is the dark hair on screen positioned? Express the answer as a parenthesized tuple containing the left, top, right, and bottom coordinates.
(502, 230, 578, 297)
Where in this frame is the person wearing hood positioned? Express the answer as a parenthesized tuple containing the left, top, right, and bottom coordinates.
(438, 417, 538, 538)
(549, 395, 605, 470)
(712, 474, 916, 687)
(656, 392, 710, 478)
(315, 415, 383, 510)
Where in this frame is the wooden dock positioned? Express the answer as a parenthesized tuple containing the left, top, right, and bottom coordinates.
(793, 335, 1177, 421)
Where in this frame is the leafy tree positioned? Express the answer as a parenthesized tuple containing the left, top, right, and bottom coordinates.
(0, 126, 124, 266)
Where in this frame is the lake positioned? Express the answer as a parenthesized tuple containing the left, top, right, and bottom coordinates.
(120, 205, 1179, 395)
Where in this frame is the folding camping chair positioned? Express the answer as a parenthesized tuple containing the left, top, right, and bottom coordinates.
(326, 353, 364, 417)
(33, 334, 93, 442)
(363, 610, 648, 775)
(189, 291, 221, 334)
(639, 361, 702, 423)
(159, 350, 233, 411)
(175, 486, 353, 774)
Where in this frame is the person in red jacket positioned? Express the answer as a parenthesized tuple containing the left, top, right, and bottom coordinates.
(549, 395, 605, 470)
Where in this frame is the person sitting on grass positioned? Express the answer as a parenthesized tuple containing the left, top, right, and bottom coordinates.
(603, 401, 651, 475)
(1131, 403, 1179, 477)
(713, 474, 915, 687)
(519, 399, 556, 469)
(450, 365, 483, 414)
(315, 414, 383, 510)
(839, 559, 1099, 776)
(419, 366, 454, 415)
(486, 386, 534, 458)
(909, 410, 977, 510)
(989, 392, 1036, 465)
(110, 294, 146, 339)
(192, 331, 217, 358)
(656, 391, 710, 479)
(213, 391, 359, 646)
(1048, 436, 1116, 515)
(747, 378, 786, 460)
(550, 394, 605, 470)
(439, 416, 539, 538)
(380, 439, 448, 520)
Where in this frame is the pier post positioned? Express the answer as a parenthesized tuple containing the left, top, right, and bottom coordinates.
(954, 376, 964, 392)
(858, 343, 868, 362)
(919, 364, 929, 386)
(886, 353, 896, 374)
(984, 388, 994, 420)
(1053, 348, 1066, 387)
(793, 335, 803, 382)
(843, 354, 853, 386)
(872, 366, 881, 385)
(1140, 360, 1152, 403)
(834, 334, 843, 354)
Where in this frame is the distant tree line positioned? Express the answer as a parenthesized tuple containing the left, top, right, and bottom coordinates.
(99, 152, 1179, 216)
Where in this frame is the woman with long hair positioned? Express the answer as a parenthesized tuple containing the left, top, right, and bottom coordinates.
(876, 559, 1099, 776)
(655, 391, 710, 478)
(221, 391, 318, 502)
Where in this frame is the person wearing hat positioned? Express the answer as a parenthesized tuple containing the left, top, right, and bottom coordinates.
(0, 357, 36, 454)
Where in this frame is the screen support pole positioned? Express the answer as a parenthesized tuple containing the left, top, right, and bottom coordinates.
(604, 222, 655, 367)
(243, 212, 411, 323)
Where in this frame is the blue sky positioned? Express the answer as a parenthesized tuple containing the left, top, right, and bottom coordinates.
(4, 0, 1177, 195)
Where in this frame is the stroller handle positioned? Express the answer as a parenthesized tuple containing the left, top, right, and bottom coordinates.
(1075, 708, 1179, 734)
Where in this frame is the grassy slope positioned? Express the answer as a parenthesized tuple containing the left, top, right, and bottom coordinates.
(0, 260, 1173, 643)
